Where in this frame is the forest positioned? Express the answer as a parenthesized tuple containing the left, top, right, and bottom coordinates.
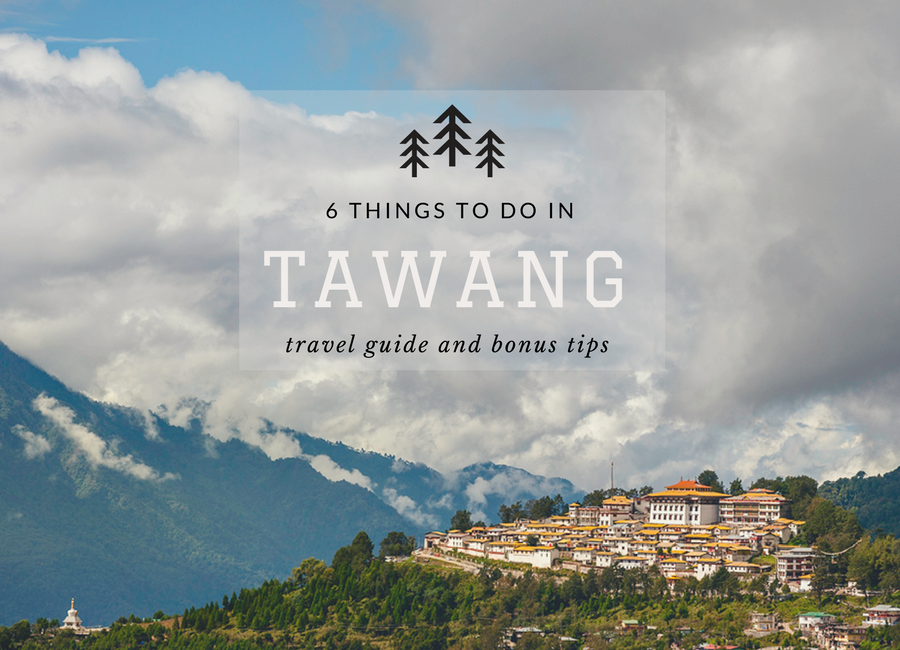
(4, 473, 900, 650)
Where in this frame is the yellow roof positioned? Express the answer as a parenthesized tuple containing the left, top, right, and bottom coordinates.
(646, 489, 730, 498)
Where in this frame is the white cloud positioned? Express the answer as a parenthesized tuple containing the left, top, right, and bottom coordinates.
(32, 394, 176, 481)
(13, 424, 51, 458)
(303, 453, 373, 491)
(457, 467, 575, 521)
(2, 9, 900, 495)
(382, 487, 440, 529)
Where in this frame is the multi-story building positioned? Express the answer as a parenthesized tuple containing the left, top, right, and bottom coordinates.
(567, 503, 631, 527)
(719, 488, 790, 525)
(603, 495, 634, 514)
(776, 547, 816, 583)
(863, 605, 900, 627)
(645, 479, 728, 526)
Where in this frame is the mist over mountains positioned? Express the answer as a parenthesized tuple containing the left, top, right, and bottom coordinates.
(0, 341, 575, 625)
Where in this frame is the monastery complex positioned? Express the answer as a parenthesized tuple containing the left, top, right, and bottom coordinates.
(422, 480, 816, 590)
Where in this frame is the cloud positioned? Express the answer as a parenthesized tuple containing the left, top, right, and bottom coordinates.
(1, 11, 900, 496)
(302, 452, 373, 491)
(457, 466, 576, 521)
(13, 424, 51, 458)
(33, 394, 176, 481)
(382, 487, 440, 529)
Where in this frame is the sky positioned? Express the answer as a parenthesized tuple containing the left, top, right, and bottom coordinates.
(2, 0, 900, 495)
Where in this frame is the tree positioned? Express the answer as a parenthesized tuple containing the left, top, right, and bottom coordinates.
(379, 531, 417, 558)
(499, 501, 526, 523)
(804, 496, 863, 549)
(350, 530, 374, 557)
(450, 509, 473, 531)
(291, 557, 328, 587)
(750, 474, 819, 518)
(729, 478, 745, 496)
(332, 531, 374, 571)
(811, 556, 837, 605)
(697, 469, 726, 493)
(783, 475, 819, 519)
(525, 494, 566, 520)
(580, 490, 607, 507)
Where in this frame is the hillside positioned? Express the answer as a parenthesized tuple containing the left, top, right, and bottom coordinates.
(8, 526, 900, 650)
(0, 342, 413, 625)
(0, 341, 576, 626)
(819, 469, 900, 537)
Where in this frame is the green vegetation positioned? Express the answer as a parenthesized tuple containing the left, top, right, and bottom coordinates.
(820, 470, 900, 537)
(6, 523, 900, 650)
(697, 470, 725, 494)
(378, 532, 416, 559)
(578, 488, 653, 507)
(497, 496, 568, 523)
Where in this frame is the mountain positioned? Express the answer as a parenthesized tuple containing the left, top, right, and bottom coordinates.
(0, 341, 576, 625)
(819, 468, 900, 536)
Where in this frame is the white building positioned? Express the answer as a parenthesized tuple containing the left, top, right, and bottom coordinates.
(863, 605, 900, 627)
(62, 599, 83, 632)
(508, 545, 559, 569)
(645, 480, 728, 526)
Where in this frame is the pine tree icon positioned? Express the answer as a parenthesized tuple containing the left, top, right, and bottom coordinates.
(400, 129, 429, 178)
(433, 104, 471, 167)
(475, 130, 504, 178)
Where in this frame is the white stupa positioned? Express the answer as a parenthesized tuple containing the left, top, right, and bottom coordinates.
(62, 598, 83, 631)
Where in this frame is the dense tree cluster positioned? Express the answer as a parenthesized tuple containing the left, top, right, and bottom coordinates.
(0, 528, 784, 650)
(496, 495, 569, 523)
(848, 535, 900, 594)
(579, 487, 654, 507)
(378, 531, 417, 559)
(2, 479, 891, 650)
(819, 469, 900, 538)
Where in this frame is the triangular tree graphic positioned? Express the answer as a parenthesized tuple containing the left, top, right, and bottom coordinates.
(400, 129, 429, 178)
(475, 130, 504, 178)
(433, 104, 471, 167)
